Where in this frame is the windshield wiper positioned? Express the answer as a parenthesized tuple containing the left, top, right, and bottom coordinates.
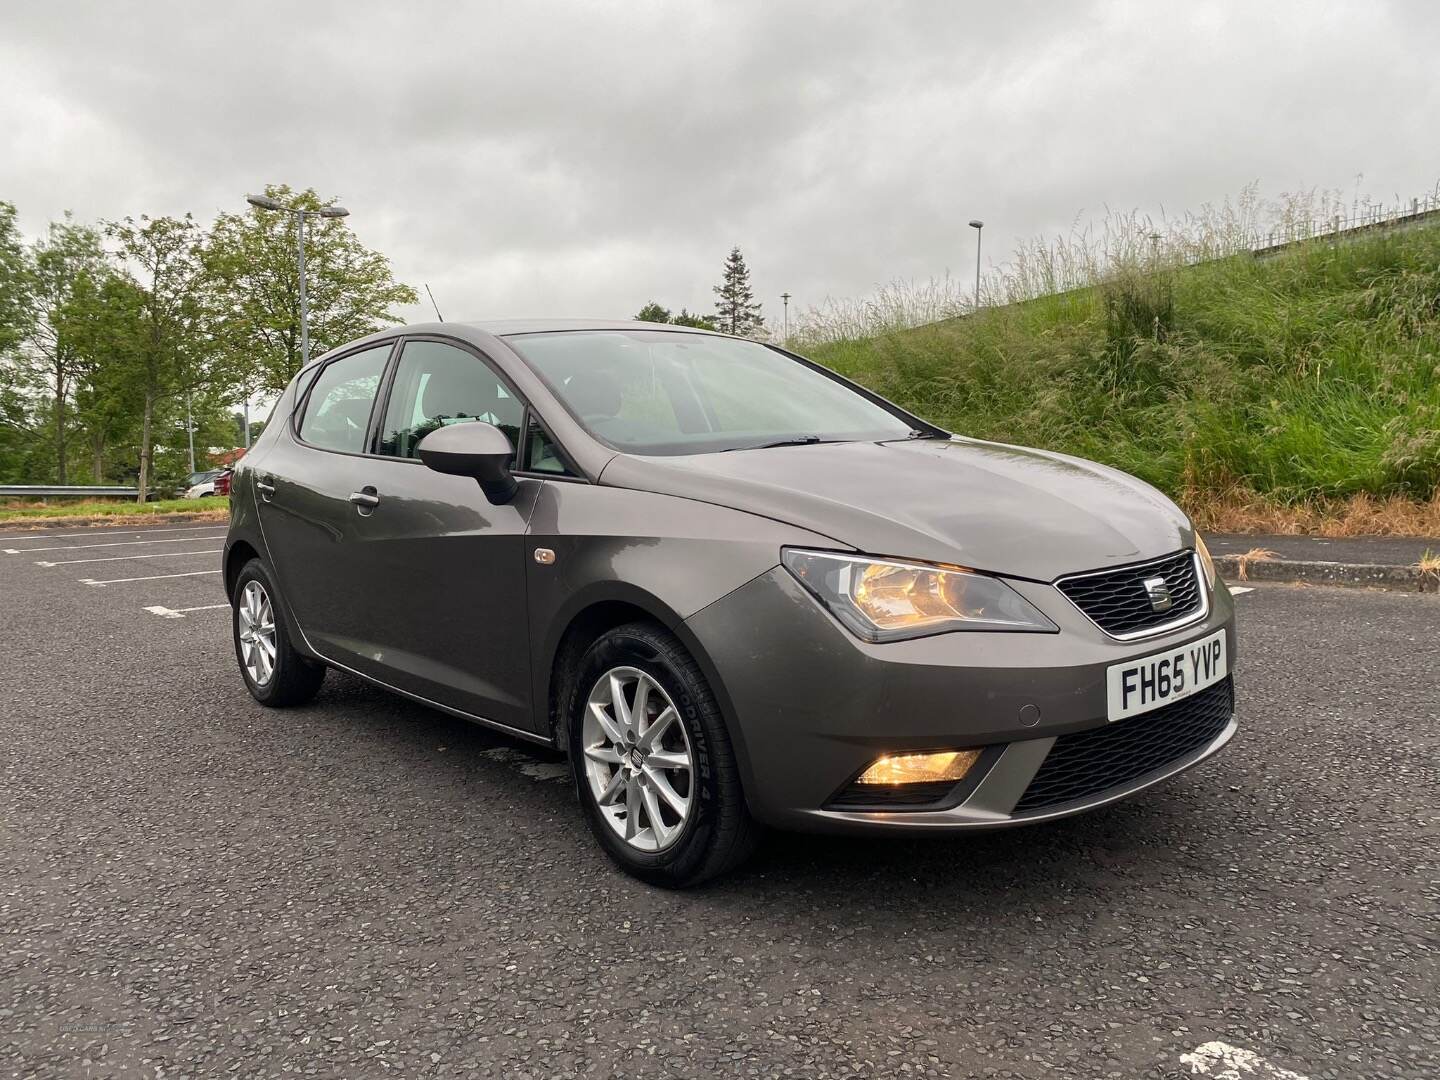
(724, 435, 844, 452)
(876, 429, 950, 443)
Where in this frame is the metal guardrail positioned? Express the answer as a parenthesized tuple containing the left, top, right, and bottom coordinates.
(0, 484, 140, 498)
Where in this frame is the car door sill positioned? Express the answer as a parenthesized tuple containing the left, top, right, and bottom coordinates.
(310, 648, 554, 748)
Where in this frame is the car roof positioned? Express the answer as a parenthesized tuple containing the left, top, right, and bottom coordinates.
(302, 318, 737, 381)
(459, 319, 723, 338)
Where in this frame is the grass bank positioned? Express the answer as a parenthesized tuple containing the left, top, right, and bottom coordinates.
(803, 223, 1440, 534)
(0, 496, 230, 525)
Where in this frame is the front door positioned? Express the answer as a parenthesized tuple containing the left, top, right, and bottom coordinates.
(332, 338, 539, 734)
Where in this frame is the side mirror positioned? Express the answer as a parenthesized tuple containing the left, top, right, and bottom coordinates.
(416, 422, 517, 505)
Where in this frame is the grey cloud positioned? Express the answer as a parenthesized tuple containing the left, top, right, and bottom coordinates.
(2, 0, 1437, 327)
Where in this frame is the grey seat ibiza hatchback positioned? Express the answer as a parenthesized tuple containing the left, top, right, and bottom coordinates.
(225, 320, 1237, 886)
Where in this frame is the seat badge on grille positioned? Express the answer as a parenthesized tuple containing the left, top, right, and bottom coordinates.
(1143, 576, 1173, 612)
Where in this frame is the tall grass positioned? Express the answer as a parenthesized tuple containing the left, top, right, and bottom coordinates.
(794, 183, 1440, 342)
(798, 187, 1440, 516)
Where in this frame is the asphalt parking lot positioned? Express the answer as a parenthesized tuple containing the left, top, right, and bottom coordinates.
(1, 523, 1436, 1079)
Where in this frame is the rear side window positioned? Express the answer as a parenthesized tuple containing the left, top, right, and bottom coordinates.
(377, 340, 524, 459)
(298, 345, 391, 453)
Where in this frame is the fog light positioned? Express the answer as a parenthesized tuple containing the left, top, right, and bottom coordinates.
(856, 749, 982, 786)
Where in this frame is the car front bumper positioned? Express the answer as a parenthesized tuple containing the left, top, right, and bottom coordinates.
(682, 565, 1237, 834)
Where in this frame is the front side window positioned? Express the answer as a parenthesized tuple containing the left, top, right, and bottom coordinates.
(505, 330, 917, 455)
(377, 340, 524, 459)
(298, 344, 391, 453)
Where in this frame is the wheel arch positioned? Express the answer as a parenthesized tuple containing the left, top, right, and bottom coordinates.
(539, 585, 751, 791)
(224, 539, 260, 600)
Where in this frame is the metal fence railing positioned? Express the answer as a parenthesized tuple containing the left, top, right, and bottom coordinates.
(1253, 195, 1440, 257)
(0, 484, 140, 499)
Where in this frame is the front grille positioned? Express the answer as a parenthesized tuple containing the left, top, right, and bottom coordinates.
(1013, 677, 1233, 814)
(1056, 550, 1204, 637)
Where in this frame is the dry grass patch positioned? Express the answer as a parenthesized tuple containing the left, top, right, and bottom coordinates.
(1184, 490, 1440, 537)
(1420, 549, 1440, 581)
(0, 499, 230, 529)
(1232, 548, 1278, 581)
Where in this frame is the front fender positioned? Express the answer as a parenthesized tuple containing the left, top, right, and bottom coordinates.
(525, 481, 841, 766)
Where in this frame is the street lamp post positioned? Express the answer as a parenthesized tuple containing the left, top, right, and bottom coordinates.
(245, 193, 350, 368)
(968, 219, 984, 311)
(780, 292, 791, 343)
(185, 390, 196, 473)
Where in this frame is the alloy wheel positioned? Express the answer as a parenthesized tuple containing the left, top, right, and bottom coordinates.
(581, 666, 694, 852)
(237, 580, 277, 687)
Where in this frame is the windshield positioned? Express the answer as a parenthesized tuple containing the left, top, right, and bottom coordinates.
(505, 330, 919, 455)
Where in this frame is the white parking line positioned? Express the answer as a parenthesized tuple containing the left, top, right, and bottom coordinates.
(80, 570, 223, 586)
(6, 532, 226, 554)
(0, 524, 226, 544)
(1229, 586, 1254, 595)
(144, 603, 231, 619)
(36, 548, 221, 567)
(1180, 1041, 1309, 1078)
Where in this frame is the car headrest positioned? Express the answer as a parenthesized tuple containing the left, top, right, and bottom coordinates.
(319, 396, 373, 432)
(563, 370, 622, 420)
(421, 365, 499, 420)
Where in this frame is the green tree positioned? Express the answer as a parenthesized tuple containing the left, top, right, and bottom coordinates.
(232, 410, 265, 446)
(0, 202, 34, 481)
(205, 185, 418, 393)
(634, 301, 716, 330)
(59, 270, 147, 482)
(0, 202, 30, 357)
(21, 216, 108, 483)
(635, 301, 672, 323)
(672, 308, 717, 330)
(106, 214, 215, 501)
(712, 246, 763, 336)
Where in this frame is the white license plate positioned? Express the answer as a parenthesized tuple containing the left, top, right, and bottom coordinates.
(1105, 628, 1227, 722)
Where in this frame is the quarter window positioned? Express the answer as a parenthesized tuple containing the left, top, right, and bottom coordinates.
(297, 345, 391, 453)
(378, 340, 525, 459)
(524, 419, 572, 474)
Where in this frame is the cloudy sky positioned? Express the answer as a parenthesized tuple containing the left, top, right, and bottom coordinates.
(2, 0, 1437, 328)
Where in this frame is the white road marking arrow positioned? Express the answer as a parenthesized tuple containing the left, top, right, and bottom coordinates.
(1180, 1041, 1310, 1079)
(143, 603, 230, 619)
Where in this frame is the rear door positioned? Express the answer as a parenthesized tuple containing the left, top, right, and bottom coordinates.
(254, 341, 394, 667)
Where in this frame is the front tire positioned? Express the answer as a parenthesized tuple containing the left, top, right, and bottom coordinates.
(232, 558, 325, 707)
(567, 622, 758, 887)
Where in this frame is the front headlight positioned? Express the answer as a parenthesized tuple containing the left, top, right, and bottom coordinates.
(1195, 534, 1217, 590)
(781, 549, 1058, 642)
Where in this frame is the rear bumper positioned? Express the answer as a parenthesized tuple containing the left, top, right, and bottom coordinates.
(683, 566, 1237, 833)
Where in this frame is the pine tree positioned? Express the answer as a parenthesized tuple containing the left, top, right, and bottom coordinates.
(712, 247, 763, 337)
